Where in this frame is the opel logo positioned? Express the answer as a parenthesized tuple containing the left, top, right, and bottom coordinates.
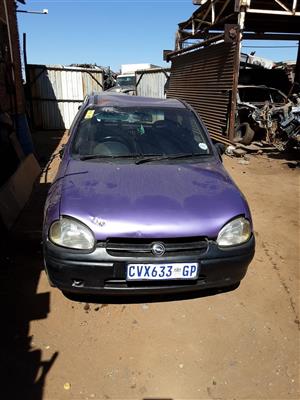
(151, 242, 166, 256)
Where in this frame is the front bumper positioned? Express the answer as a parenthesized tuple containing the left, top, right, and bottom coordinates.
(44, 236, 255, 296)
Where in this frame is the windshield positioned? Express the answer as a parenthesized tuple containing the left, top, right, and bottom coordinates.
(72, 106, 211, 159)
(116, 76, 135, 87)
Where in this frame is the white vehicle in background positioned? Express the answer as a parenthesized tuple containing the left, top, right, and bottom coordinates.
(116, 74, 136, 89)
(108, 63, 160, 95)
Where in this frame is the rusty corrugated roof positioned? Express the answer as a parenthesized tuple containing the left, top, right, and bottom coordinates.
(179, 0, 300, 34)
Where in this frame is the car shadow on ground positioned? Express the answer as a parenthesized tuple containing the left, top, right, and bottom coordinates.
(31, 129, 66, 169)
(0, 182, 58, 400)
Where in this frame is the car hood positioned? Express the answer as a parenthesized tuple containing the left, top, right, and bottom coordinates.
(59, 159, 250, 240)
(106, 85, 135, 93)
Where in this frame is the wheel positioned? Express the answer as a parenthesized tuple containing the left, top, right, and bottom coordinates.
(235, 122, 255, 145)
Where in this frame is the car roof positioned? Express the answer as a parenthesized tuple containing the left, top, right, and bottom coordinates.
(238, 85, 280, 91)
(238, 85, 287, 96)
(87, 93, 186, 109)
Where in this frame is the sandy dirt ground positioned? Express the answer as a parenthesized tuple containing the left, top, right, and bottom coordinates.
(0, 132, 299, 400)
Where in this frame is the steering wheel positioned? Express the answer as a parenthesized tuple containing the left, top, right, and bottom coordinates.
(152, 119, 186, 151)
(100, 135, 131, 148)
(153, 119, 180, 130)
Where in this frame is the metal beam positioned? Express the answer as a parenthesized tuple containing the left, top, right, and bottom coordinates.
(167, 33, 224, 61)
(293, 0, 298, 13)
(243, 32, 300, 40)
(179, 31, 300, 41)
(178, 0, 300, 46)
(215, 0, 232, 24)
(179, 13, 235, 42)
(211, 2, 215, 23)
(247, 8, 300, 16)
(194, 1, 213, 33)
(274, 0, 291, 13)
(234, 0, 241, 13)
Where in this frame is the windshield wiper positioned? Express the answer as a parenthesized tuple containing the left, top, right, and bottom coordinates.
(79, 153, 208, 163)
(79, 154, 138, 161)
(135, 153, 207, 165)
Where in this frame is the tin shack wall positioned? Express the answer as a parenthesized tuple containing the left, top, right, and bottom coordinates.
(27, 65, 104, 129)
(167, 42, 237, 141)
(136, 69, 170, 99)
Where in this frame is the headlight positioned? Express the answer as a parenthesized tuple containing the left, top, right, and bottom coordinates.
(217, 217, 251, 247)
(49, 217, 95, 250)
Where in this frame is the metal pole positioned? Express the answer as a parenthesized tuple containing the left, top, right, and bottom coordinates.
(228, 5, 246, 141)
(247, 8, 300, 16)
(23, 32, 28, 73)
(16, 9, 48, 15)
(292, 0, 297, 13)
(211, 2, 215, 23)
(274, 0, 291, 13)
(23, 32, 34, 129)
(3, 0, 18, 116)
(295, 40, 300, 85)
(3, 0, 14, 78)
(227, 24, 241, 142)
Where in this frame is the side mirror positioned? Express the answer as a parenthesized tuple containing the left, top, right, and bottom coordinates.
(214, 142, 225, 160)
(58, 145, 65, 159)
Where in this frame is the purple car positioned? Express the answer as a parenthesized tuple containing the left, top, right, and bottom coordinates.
(43, 93, 255, 297)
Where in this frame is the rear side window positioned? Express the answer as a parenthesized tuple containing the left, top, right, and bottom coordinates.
(239, 88, 271, 103)
(270, 90, 286, 104)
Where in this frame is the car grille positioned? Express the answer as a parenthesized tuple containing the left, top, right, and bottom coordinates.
(98, 237, 208, 257)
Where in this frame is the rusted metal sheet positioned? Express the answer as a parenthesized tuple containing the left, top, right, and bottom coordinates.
(136, 69, 170, 99)
(167, 41, 238, 143)
(27, 65, 104, 129)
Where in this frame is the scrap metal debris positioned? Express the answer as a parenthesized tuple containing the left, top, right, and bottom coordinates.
(225, 141, 279, 157)
(234, 85, 300, 153)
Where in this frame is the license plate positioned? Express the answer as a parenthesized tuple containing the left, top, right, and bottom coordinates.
(126, 263, 199, 281)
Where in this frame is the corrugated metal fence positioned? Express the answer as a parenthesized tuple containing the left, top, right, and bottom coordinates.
(26, 65, 104, 129)
(167, 42, 238, 142)
(136, 68, 170, 98)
